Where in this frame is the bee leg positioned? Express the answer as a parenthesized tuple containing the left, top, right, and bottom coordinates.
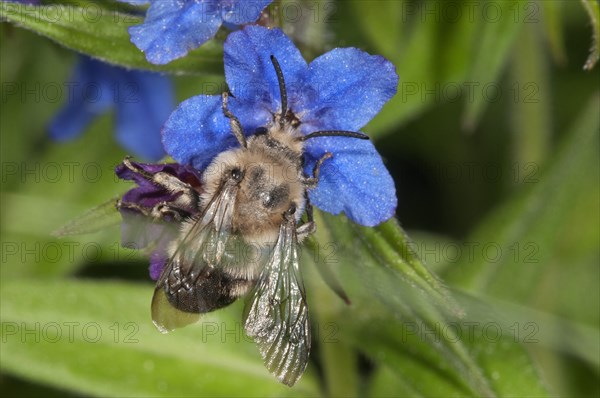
(122, 157, 200, 209)
(117, 200, 189, 222)
(222, 92, 247, 149)
(123, 157, 188, 192)
(122, 156, 154, 179)
(298, 158, 331, 240)
(303, 152, 334, 188)
(297, 202, 316, 241)
(151, 202, 191, 222)
(297, 222, 316, 241)
(313, 152, 333, 181)
(116, 199, 153, 217)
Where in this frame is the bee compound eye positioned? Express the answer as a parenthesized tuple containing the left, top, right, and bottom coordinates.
(286, 204, 297, 217)
(230, 167, 243, 182)
(262, 193, 273, 208)
(254, 127, 268, 136)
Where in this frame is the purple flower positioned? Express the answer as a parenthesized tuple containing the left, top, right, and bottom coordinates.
(162, 26, 398, 226)
(119, 0, 273, 65)
(49, 56, 174, 161)
(116, 160, 203, 279)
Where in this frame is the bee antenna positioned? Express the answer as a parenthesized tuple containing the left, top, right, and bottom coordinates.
(270, 55, 287, 128)
(222, 92, 247, 149)
(299, 131, 370, 141)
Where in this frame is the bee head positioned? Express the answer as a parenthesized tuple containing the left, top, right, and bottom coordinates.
(233, 154, 303, 241)
(201, 147, 304, 242)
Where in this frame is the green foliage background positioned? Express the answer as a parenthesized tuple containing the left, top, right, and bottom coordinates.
(1, 0, 598, 397)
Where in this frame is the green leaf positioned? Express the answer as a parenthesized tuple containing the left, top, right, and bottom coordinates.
(304, 213, 546, 396)
(303, 213, 549, 397)
(446, 93, 600, 299)
(0, 74, 139, 279)
(363, 1, 477, 137)
(350, 0, 403, 60)
(0, 2, 223, 74)
(462, 0, 525, 130)
(315, 215, 463, 317)
(0, 192, 130, 280)
(453, 292, 600, 368)
(0, 119, 133, 280)
(540, 0, 567, 64)
(358, 320, 549, 398)
(581, 0, 600, 70)
(365, 13, 438, 136)
(440, 93, 600, 384)
(367, 365, 417, 398)
(509, 22, 551, 166)
(0, 279, 318, 397)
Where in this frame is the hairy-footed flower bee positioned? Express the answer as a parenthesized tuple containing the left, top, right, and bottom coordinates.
(116, 55, 369, 386)
(57, 26, 398, 387)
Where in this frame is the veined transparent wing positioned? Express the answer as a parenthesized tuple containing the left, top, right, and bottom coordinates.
(151, 182, 241, 333)
(51, 196, 122, 237)
(52, 194, 181, 257)
(242, 218, 311, 387)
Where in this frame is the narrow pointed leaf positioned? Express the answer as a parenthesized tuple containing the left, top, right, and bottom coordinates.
(303, 211, 550, 396)
(447, 94, 600, 297)
(462, 0, 524, 130)
(0, 279, 318, 397)
(581, 0, 600, 70)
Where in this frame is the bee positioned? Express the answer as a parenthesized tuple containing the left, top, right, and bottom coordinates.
(115, 56, 368, 386)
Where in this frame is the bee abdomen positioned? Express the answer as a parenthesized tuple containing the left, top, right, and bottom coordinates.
(164, 266, 251, 313)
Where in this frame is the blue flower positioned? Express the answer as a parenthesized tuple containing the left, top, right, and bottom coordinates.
(49, 56, 174, 161)
(119, 0, 273, 65)
(162, 26, 398, 226)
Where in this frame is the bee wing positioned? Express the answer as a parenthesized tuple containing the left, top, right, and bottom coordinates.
(242, 220, 311, 387)
(51, 196, 122, 237)
(52, 194, 181, 256)
(152, 182, 239, 333)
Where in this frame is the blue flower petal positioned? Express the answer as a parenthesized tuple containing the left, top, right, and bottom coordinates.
(296, 48, 398, 133)
(117, 0, 148, 5)
(48, 101, 99, 142)
(304, 136, 397, 226)
(114, 71, 173, 161)
(128, 0, 223, 64)
(221, 0, 272, 24)
(224, 26, 307, 113)
(48, 57, 113, 141)
(9, 0, 40, 4)
(227, 96, 272, 135)
(162, 95, 237, 170)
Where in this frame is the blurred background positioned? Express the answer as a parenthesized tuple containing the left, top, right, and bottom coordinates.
(1, 0, 598, 397)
